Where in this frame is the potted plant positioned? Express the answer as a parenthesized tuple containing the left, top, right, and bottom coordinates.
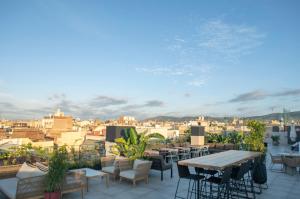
(45, 146, 68, 199)
(271, 135, 280, 145)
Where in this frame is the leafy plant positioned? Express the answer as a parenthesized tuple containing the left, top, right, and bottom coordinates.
(227, 131, 244, 145)
(111, 128, 164, 160)
(271, 135, 280, 145)
(45, 145, 68, 192)
(244, 120, 266, 153)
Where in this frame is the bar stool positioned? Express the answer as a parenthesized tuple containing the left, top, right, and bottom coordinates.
(174, 163, 205, 199)
(203, 167, 233, 199)
(231, 160, 253, 199)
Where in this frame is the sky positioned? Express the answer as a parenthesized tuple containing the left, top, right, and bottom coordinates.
(0, 0, 300, 120)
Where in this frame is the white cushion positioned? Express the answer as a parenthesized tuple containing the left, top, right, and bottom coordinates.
(119, 170, 136, 180)
(102, 166, 116, 174)
(16, 162, 46, 179)
(0, 178, 18, 199)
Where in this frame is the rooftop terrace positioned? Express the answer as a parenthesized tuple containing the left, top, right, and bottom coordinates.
(0, 145, 299, 199)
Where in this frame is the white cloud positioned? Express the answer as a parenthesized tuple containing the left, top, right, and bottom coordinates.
(187, 79, 205, 87)
(197, 19, 265, 62)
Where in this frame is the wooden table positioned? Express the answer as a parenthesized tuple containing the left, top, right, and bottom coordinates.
(179, 150, 261, 170)
(178, 150, 261, 199)
(71, 168, 109, 191)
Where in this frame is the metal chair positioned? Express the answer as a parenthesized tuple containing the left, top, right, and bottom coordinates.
(231, 160, 254, 199)
(203, 167, 233, 199)
(174, 163, 205, 199)
(201, 146, 210, 156)
(166, 150, 179, 163)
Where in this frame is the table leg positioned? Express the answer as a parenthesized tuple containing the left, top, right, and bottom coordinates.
(197, 179, 200, 199)
(105, 175, 109, 188)
(86, 178, 89, 192)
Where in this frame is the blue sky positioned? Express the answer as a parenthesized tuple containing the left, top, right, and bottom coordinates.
(0, 0, 300, 120)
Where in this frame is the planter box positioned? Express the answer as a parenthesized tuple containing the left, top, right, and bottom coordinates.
(0, 164, 22, 179)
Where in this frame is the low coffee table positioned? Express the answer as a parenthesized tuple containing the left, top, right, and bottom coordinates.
(71, 168, 109, 191)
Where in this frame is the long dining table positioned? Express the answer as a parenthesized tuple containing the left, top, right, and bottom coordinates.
(178, 150, 261, 199)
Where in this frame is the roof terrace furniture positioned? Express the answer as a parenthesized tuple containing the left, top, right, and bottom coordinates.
(269, 153, 284, 171)
(0, 162, 46, 199)
(101, 157, 132, 180)
(0, 175, 46, 199)
(119, 159, 152, 186)
(179, 150, 261, 171)
(178, 148, 191, 160)
(282, 156, 300, 175)
(165, 149, 179, 163)
(179, 150, 260, 199)
(61, 170, 86, 199)
(0, 162, 86, 199)
(70, 168, 109, 191)
(148, 155, 173, 181)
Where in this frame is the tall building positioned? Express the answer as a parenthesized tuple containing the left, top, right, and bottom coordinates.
(42, 109, 73, 138)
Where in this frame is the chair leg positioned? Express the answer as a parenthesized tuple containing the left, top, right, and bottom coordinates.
(171, 167, 173, 178)
(174, 179, 181, 199)
(161, 170, 163, 181)
(187, 179, 191, 199)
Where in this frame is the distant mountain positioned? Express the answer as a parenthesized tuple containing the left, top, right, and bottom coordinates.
(245, 111, 300, 121)
(144, 111, 300, 122)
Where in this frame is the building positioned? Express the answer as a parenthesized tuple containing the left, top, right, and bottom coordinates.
(11, 127, 45, 141)
(118, 116, 136, 125)
(0, 128, 6, 139)
(42, 109, 73, 138)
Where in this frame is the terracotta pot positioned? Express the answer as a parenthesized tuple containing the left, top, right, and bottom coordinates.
(44, 192, 61, 199)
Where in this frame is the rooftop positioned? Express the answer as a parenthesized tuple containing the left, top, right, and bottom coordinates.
(1, 145, 296, 199)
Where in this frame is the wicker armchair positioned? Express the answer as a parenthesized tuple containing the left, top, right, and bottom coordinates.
(119, 160, 152, 186)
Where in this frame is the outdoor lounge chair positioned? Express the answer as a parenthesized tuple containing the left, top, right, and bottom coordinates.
(101, 157, 132, 180)
(119, 159, 152, 186)
(149, 155, 173, 181)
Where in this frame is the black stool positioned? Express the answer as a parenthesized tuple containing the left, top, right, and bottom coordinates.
(204, 166, 233, 199)
(174, 163, 205, 199)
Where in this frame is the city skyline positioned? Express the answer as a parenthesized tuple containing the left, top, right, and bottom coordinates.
(1, 0, 300, 119)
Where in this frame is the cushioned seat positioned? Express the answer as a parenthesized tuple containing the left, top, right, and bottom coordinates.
(119, 159, 152, 186)
(0, 178, 18, 199)
(119, 170, 135, 179)
(102, 166, 116, 174)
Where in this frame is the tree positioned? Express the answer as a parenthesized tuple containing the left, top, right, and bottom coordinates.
(244, 120, 266, 152)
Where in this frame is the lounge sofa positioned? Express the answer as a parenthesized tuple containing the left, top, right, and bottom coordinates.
(0, 162, 85, 199)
